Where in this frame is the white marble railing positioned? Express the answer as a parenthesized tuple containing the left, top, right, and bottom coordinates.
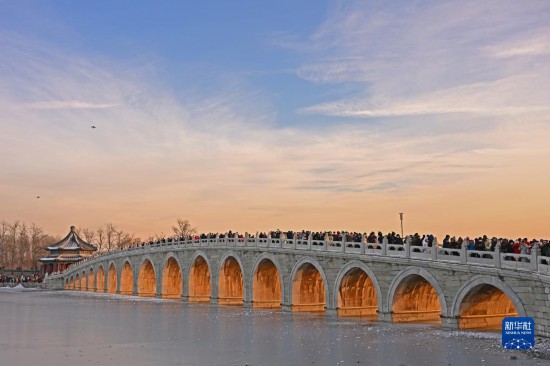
(51, 236, 550, 279)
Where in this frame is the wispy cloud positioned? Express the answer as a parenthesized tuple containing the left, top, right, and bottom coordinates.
(29, 100, 118, 110)
(284, 0, 550, 119)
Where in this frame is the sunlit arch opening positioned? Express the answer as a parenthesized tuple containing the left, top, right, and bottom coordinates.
(162, 257, 182, 299)
(97, 266, 105, 293)
(87, 269, 94, 292)
(458, 284, 518, 330)
(292, 263, 326, 312)
(75, 274, 81, 290)
(120, 262, 134, 295)
(189, 256, 211, 302)
(392, 275, 441, 323)
(218, 257, 244, 306)
(138, 260, 156, 297)
(81, 272, 87, 291)
(253, 259, 281, 309)
(107, 264, 117, 294)
(338, 268, 378, 318)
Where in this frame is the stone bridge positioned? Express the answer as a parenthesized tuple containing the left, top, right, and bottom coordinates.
(46, 237, 550, 337)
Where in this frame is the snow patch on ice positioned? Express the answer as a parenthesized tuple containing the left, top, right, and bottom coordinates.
(0, 284, 39, 292)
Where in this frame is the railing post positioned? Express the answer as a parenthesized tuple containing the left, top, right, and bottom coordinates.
(460, 242, 467, 264)
(431, 243, 438, 261)
(255, 231, 259, 247)
(308, 233, 313, 251)
(494, 244, 501, 268)
(532, 244, 540, 271)
(404, 237, 410, 259)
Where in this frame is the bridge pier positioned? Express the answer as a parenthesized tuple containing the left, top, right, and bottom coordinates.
(377, 311, 393, 323)
(281, 304, 292, 312)
(441, 316, 459, 330)
(325, 308, 337, 317)
(210, 297, 218, 305)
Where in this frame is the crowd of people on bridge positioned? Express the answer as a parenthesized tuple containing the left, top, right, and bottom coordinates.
(93, 229, 549, 263)
(68, 227, 550, 274)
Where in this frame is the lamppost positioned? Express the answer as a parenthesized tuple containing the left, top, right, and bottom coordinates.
(399, 212, 404, 239)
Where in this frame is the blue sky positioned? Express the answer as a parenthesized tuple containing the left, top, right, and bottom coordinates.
(1, 0, 549, 238)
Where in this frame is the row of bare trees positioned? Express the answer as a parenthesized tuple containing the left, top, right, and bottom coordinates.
(0, 221, 57, 270)
(76, 223, 141, 252)
(0, 218, 197, 270)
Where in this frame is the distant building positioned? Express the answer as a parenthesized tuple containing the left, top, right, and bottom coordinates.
(39, 226, 97, 275)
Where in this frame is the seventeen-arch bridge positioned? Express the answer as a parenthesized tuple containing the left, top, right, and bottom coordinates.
(46, 236, 550, 337)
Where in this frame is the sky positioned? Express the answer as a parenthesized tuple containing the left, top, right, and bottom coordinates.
(1, 0, 549, 240)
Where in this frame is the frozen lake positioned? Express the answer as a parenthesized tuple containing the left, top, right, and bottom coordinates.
(0, 289, 548, 366)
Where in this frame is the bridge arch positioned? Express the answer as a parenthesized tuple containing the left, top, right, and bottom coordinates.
(137, 257, 157, 297)
(161, 253, 183, 299)
(289, 257, 329, 313)
(188, 251, 211, 302)
(388, 267, 447, 323)
(81, 271, 88, 290)
(251, 253, 284, 308)
(87, 268, 95, 292)
(333, 261, 381, 318)
(107, 262, 117, 294)
(452, 275, 525, 330)
(75, 274, 81, 290)
(218, 251, 245, 306)
(120, 260, 134, 295)
(64, 278, 69, 290)
(69, 276, 74, 290)
(96, 265, 105, 293)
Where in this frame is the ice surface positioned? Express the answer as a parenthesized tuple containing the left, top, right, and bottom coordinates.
(0, 291, 547, 366)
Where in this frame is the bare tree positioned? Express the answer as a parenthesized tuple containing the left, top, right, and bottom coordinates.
(172, 218, 197, 238)
(105, 223, 117, 251)
(96, 227, 105, 252)
(81, 228, 95, 244)
(0, 221, 9, 267)
(29, 223, 45, 269)
(17, 223, 28, 268)
(8, 221, 19, 267)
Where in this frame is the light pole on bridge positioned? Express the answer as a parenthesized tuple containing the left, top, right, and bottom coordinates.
(399, 212, 404, 239)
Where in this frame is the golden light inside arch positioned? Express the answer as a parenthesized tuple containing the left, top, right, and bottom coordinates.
(81, 272, 87, 291)
(253, 259, 282, 309)
(120, 262, 134, 295)
(97, 267, 105, 293)
(392, 274, 441, 323)
(218, 257, 244, 306)
(338, 268, 378, 318)
(107, 264, 117, 294)
(292, 263, 325, 312)
(87, 269, 94, 292)
(138, 260, 156, 297)
(75, 274, 81, 290)
(458, 284, 518, 330)
(162, 257, 182, 299)
(188, 256, 211, 302)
